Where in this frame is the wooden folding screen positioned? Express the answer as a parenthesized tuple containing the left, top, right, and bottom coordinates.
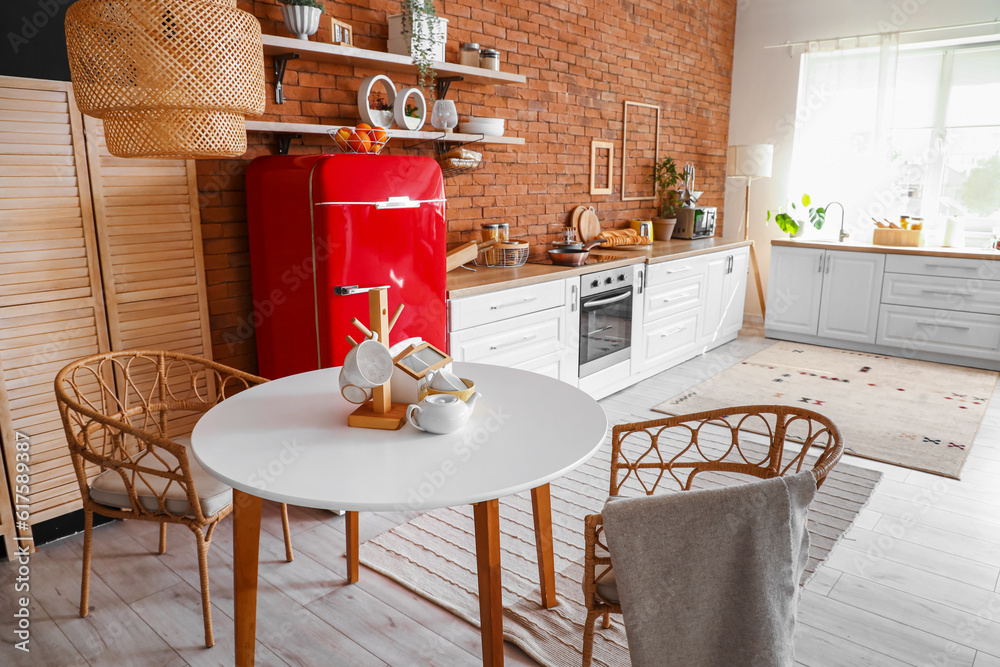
(0, 76, 214, 553)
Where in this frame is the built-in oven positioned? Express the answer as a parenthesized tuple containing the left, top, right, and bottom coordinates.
(579, 265, 634, 378)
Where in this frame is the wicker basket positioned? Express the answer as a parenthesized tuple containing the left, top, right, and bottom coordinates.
(65, 0, 265, 159)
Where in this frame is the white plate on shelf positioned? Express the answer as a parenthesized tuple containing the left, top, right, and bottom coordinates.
(458, 121, 505, 136)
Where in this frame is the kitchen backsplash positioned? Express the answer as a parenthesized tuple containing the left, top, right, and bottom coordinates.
(199, 0, 736, 372)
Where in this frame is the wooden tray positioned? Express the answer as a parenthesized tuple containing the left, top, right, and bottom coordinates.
(873, 228, 921, 247)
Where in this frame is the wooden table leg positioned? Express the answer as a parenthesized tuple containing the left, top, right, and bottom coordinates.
(233, 490, 262, 667)
(530, 484, 557, 609)
(346, 510, 359, 584)
(473, 499, 503, 667)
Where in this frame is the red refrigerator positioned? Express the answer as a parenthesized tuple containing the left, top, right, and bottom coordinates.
(246, 154, 447, 379)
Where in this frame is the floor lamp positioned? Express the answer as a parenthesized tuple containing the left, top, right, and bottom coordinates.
(727, 144, 773, 319)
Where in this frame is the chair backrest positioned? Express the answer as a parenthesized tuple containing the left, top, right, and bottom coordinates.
(609, 405, 843, 498)
(54, 350, 267, 521)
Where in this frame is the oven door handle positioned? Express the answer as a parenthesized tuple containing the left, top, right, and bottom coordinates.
(581, 292, 631, 309)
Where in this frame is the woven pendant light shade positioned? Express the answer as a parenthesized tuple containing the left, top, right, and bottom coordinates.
(65, 0, 265, 159)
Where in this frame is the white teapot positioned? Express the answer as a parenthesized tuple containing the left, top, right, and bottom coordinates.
(406, 392, 481, 434)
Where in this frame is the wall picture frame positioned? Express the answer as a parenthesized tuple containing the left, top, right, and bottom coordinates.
(621, 101, 660, 202)
(590, 140, 614, 195)
(329, 17, 353, 47)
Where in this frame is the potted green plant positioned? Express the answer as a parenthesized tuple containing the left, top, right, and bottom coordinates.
(649, 156, 683, 240)
(279, 0, 324, 41)
(388, 1, 447, 98)
(767, 193, 826, 236)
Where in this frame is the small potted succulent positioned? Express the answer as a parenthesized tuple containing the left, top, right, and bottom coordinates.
(649, 156, 683, 240)
(767, 193, 826, 236)
(279, 0, 324, 41)
(368, 91, 395, 129)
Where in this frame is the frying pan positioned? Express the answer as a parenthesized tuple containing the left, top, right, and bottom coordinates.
(547, 240, 603, 267)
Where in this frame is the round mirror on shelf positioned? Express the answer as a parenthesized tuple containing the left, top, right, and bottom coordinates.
(357, 74, 397, 129)
(393, 88, 427, 131)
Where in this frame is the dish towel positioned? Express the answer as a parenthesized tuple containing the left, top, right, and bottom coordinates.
(601, 471, 817, 667)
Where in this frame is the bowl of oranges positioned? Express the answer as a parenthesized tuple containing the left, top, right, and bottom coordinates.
(329, 123, 389, 154)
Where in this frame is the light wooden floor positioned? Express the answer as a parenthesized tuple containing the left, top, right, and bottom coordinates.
(3, 330, 1000, 666)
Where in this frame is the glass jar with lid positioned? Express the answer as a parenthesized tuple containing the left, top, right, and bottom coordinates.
(460, 43, 480, 68)
(479, 48, 500, 71)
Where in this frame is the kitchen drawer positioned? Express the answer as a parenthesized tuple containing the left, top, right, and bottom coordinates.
(449, 279, 565, 332)
(876, 304, 1000, 360)
(449, 306, 568, 368)
(885, 254, 1000, 281)
(645, 255, 707, 288)
(642, 311, 701, 368)
(644, 272, 705, 324)
(881, 272, 1000, 315)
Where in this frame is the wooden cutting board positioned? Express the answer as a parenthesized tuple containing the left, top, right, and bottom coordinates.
(569, 205, 587, 238)
(579, 207, 601, 242)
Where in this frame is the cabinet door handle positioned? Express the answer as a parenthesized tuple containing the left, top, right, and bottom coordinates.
(818, 256, 824, 273)
(571, 284, 578, 312)
(925, 263, 972, 270)
(920, 288, 966, 296)
(490, 334, 537, 350)
(663, 292, 694, 303)
(918, 321, 970, 330)
(638, 269, 645, 294)
(490, 296, 537, 310)
(660, 327, 686, 337)
(825, 254, 831, 273)
(666, 267, 692, 274)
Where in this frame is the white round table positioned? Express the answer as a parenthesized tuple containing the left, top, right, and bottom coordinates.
(191, 362, 608, 667)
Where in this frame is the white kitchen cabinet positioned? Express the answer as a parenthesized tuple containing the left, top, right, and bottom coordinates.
(703, 247, 749, 349)
(816, 250, 885, 344)
(449, 278, 576, 384)
(765, 245, 825, 336)
(766, 246, 883, 344)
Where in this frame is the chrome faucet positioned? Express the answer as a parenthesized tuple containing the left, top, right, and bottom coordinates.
(826, 201, 847, 242)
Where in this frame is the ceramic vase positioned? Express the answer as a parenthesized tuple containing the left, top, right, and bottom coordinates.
(281, 5, 322, 41)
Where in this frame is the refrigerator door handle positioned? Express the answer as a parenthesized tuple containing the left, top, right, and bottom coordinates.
(334, 285, 391, 296)
(375, 196, 422, 210)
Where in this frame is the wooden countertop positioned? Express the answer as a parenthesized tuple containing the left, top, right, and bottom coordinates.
(447, 238, 752, 298)
(772, 239, 1000, 261)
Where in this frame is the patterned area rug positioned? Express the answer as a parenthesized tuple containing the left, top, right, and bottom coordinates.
(359, 422, 882, 667)
(653, 341, 997, 479)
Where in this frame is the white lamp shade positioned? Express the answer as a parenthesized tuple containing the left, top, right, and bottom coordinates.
(727, 144, 773, 179)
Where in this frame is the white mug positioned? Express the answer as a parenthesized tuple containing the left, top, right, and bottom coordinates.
(339, 331, 394, 404)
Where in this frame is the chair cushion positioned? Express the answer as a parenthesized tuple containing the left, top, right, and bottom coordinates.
(595, 568, 620, 604)
(89, 437, 232, 517)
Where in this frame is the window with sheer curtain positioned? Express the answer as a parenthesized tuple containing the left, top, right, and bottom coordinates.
(791, 36, 1000, 243)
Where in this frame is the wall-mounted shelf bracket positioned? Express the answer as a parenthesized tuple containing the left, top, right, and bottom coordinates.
(436, 76, 464, 100)
(276, 133, 301, 155)
(273, 53, 300, 104)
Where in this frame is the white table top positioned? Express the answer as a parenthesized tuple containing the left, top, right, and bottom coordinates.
(190, 362, 608, 511)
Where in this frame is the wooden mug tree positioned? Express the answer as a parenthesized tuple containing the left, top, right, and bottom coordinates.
(346, 288, 408, 430)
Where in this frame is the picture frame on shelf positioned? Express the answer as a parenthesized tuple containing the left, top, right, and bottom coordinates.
(328, 17, 353, 46)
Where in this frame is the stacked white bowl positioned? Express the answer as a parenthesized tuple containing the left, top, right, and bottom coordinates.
(458, 116, 505, 136)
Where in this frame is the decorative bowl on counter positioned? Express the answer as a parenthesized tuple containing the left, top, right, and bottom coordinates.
(458, 117, 505, 136)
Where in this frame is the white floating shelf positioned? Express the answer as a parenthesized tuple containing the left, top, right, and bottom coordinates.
(261, 35, 526, 86)
(246, 120, 525, 146)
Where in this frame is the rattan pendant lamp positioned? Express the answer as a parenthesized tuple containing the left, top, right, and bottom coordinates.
(65, 0, 266, 159)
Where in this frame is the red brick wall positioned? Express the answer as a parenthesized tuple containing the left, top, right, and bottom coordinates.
(203, 0, 737, 372)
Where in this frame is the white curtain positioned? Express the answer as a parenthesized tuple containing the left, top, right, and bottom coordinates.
(791, 33, 1000, 242)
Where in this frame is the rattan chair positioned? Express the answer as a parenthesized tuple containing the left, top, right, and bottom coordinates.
(55, 350, 295, 648)
(581, 405, 844, 667)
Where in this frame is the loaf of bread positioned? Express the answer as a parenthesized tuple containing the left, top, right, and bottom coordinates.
(440, 157, 480, 169)
(443, 147, 483, 161)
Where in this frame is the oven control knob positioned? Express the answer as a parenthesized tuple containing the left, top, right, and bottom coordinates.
(604, 277, 613, 285)
(617, 274, 626, 282)
(590, 279, 600, 288)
